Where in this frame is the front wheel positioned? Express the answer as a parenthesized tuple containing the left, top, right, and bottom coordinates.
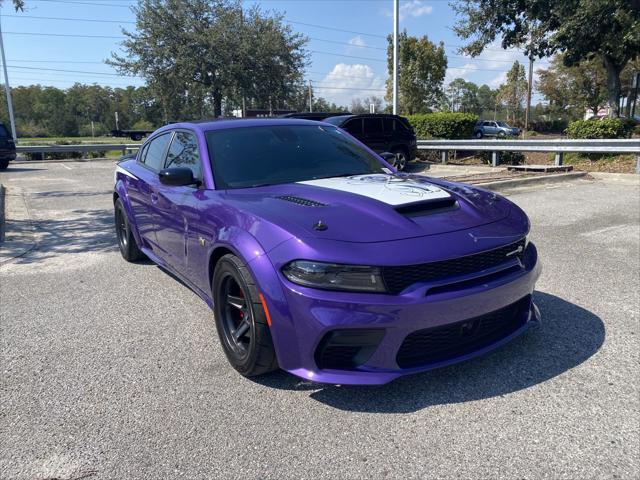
(212, 254, 278, 377)
(0, 158, 9, 170)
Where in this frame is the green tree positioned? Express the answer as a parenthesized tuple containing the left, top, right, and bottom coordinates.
(496, 61, 528, 124)
(537, 54, 607, 117)
(477, 84, 497, 117)
(0, 0, 24, 10)
(452, 0, 640, 117)
(446, 78, 480, 113)
(351, 96, 384, 114)
(109, 0, 307, 118)
(385, 31, 447, 114)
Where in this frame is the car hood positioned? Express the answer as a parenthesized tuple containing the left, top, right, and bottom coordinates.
(219, 174, 512, 243)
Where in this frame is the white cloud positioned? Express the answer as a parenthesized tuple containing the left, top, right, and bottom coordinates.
(384, 1, 433, 21)
(348, 36, 366, 48)
(314, 63, 386, 107)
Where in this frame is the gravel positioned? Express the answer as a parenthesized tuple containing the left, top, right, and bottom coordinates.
(1, 160, 638, 479)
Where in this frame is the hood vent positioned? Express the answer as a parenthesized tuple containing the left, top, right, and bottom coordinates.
(276, 195, 327, 207)
(395, 198, 458, 217)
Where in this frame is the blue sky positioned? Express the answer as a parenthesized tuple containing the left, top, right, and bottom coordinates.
(0, 0, 546, 106)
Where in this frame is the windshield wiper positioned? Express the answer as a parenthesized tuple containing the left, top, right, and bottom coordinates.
(310, 172, 364, 180)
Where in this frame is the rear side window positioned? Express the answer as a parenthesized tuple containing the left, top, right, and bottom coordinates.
(363, 118, 383, 134)
(137, 143, 149, 164)
(142, 133, 172, 171)
(0, 124, 9, 138)
(165, 131, 201, 180)
(343, 119, 363, 136)
(383, 118, 394, 132)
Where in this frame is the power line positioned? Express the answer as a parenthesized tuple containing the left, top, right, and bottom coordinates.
(3, 31, 122, 39)
(7, 65, 140, 77)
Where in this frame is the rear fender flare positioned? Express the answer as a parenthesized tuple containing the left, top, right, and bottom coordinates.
(114, 180, 144, 248)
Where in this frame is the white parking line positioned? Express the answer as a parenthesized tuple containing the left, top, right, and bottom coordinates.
(58, 163, 73, 170)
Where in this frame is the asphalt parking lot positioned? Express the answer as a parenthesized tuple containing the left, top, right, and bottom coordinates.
(1, 159, 639, 479)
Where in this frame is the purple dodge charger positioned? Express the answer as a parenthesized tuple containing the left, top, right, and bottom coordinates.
(113, 119, 541, 385)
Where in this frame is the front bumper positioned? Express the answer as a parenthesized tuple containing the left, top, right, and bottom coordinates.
(264, 243, 541, 385)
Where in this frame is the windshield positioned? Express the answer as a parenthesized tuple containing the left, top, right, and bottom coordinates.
(497, 122, 511, 128)
(205, 125, 385, 189)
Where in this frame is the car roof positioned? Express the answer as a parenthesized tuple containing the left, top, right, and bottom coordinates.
(153, 118, 332, 134)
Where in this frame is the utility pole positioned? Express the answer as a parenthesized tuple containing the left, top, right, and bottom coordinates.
(392, 0, 399, 115)
(0, 11, 17, 142)
(524, 54, 533, 133)
(308, 80, 313, 112)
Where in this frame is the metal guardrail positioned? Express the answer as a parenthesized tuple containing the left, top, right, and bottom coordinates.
(417, 138, 640, 173)
(16, 143, 141, 156)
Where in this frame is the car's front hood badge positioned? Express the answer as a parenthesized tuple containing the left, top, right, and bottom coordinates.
(297, 174, 451, 206)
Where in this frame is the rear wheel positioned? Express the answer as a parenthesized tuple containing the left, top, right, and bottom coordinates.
(114, 197, 144, 262)
(212, 254, 278, 377)
(475, 130, 483, 139)
(392, 148, 409, 171)
(0, 158, 9, 170)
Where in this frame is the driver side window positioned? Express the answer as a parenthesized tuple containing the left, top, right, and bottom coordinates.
(165, 131, 201, 180)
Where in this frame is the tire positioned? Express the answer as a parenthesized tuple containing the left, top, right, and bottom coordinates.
(498, 131, 506, 138)
(114, 197, 145, 262)
(131, 134, 143, 141)
(391, 148, 409, 171)
(475, 130, 483, 139)
(212, 254, 278, 377)
(0, 158, 9, 170)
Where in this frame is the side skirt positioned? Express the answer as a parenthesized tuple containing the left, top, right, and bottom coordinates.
(140, 246, 214, 309)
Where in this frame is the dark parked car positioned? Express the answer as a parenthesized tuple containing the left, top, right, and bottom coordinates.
(474, 120, 521, 138)
(323, 114, 417, 170)
(280, 112, 351, 121)
(0, 123, 16, 170)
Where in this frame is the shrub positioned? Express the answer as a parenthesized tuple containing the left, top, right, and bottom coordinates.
(566, 118, 634, 139)
(530, 119, 569, 133)
(407, 112, 478, 139)
(24, 140, 84, 161)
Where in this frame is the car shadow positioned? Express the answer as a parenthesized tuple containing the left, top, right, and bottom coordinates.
(253, 291, 605, 413)
(1, 208, 118, 264)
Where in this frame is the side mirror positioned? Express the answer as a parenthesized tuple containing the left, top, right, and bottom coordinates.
(379, 152, 396, 164)
(159, 167, 199, 187)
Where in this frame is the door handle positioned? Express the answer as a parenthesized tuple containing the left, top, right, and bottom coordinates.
(150, 193, 159, 204)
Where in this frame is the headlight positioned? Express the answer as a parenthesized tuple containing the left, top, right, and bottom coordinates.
(282, 260, 386, 293)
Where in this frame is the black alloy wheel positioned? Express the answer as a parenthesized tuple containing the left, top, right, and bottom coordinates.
(212, 254, 278, 377)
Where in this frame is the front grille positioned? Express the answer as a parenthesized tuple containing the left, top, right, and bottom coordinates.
(396, 296, 530, 368)
(382, 238, 526, 294)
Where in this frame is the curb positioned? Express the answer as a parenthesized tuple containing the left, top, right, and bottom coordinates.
(0, 187, 38, 267)
(471, 171, 588, 191)
(0, 184, 5, 243)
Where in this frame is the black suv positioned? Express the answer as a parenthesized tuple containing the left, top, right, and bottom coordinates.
(323, 114, 416, 170)
(0, 123, 16, 170)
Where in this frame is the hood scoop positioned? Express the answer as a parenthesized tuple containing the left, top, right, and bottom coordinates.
(276, 195, 327, 207)
(395, 198, 459, 218)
